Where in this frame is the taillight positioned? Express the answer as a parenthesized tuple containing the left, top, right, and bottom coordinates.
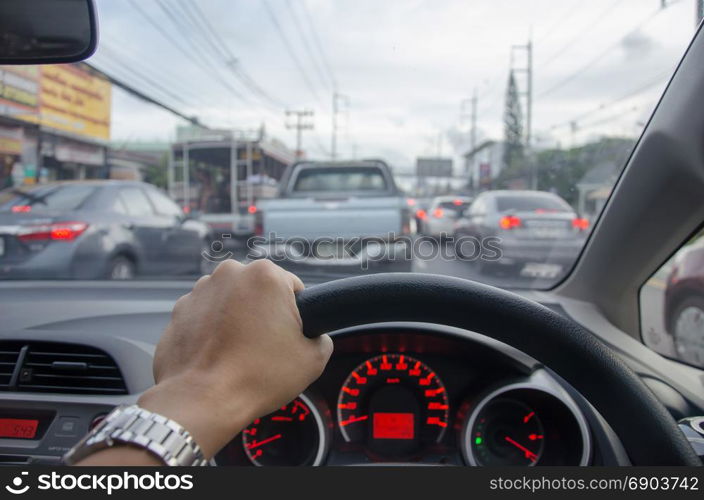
(452, 199, 463, 206)
(433, 208, 444, 218)
(572, 218, 589, 230)
(406, 198, 417, 207)
(11, 205, 31, 213)
(18, 222, 89, 242)
(254, 211, 263, 236)
(400, 208, 411, 235)
(416, 209, 428, 220)
(499, 215, 521, 229)
(248, 205, 258, 214)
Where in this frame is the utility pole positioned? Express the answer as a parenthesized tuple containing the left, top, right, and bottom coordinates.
(285, 109, 314, 159)
(331, 91, 350, 160)
(461, 90, 478, 179)
(510, 38, 534, 188)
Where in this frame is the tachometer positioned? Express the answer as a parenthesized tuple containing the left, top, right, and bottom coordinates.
(468, 398, 545, 466)
(337, 354, 449, 458)
(242, 394, 326, 466)
(461, 384, 591, 466)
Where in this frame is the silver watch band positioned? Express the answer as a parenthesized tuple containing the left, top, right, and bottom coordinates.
(63, 405, 209, 466)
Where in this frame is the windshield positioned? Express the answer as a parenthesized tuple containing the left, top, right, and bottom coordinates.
(0, 185, 96, 213)
(495, 195, 571, 214)
(293, 167, 388, 193)
(0, 0, 695, 288)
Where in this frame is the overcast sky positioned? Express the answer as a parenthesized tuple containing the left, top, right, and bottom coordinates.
(90, 0, 697, 170)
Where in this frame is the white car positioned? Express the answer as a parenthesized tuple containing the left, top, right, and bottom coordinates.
(417, 196, 473, 239)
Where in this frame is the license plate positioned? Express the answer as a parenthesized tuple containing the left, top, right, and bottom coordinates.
(531, 229, 565, 238)
(0, 237, 4, 257)
(521, 262, 562, 278)
(316, 242, 343, 259)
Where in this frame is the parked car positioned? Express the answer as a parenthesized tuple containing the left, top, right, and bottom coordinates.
(0, 180, 212, 279)
(664, 237, 704, 366)
(454, 190, 589, 278)
(256, 160, 411, 270)
(417, 195, 473, 239)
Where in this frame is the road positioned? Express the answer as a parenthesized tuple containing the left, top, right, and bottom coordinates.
(217, 240, 558, 289)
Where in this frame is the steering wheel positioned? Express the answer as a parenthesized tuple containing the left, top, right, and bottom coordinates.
(295, 273, 700, 466)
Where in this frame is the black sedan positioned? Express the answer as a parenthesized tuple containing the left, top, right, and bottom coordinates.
(0, 181, 212, 279)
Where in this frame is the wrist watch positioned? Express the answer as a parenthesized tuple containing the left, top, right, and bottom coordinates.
(63, 405, 209, 466)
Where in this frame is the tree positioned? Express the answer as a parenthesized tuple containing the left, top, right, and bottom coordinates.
(502, 71, 524, 172)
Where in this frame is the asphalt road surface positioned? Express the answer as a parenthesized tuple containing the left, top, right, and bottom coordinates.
(213, 240, 559, 289)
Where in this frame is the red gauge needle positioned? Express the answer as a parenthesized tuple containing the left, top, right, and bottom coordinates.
(246, 434, 282, 450)
(504, 436, 538, 462)
(339, 415, 369, 427)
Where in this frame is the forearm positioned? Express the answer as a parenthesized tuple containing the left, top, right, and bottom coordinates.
(75, 446, 163, 466)
(73, 376, 254, 466)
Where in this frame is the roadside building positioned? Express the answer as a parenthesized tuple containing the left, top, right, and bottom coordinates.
(0, 63, 111, 187)
(463, 140, 505, 193)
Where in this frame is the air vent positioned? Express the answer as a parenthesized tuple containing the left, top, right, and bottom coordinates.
(0, 342, 127, 395)
(0, 342, 23, 390)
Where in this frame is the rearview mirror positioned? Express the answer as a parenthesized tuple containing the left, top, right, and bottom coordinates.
(0, 0, 98, 64)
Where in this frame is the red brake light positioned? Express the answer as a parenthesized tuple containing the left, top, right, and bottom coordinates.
(499, 215, 521, 229)
(452, 199, 463, 206)
(247, 205, 258, 214)
(572, 217, 589, 230)
(406, 198, 417, 207)
(433, 208, 444, 218)
(11, 205, 31, 213)
(416, 209, 428, 220)
(18, 222, 88, 242)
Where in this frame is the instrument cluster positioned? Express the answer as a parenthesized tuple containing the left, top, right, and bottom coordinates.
(217, 329, 591, 466)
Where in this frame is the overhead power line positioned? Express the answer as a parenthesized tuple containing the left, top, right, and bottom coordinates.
(285, 0, 333, 91)
(128, 0, 255, 108)
(177, 0, 287, 110)
(299, 0, 338, 90)
(547, 70, 670, 130)
(536, 5, 667, 99)
(539, 0, 624, 67)
(263, 0, 324, 105)
(84, 62, 204, 127)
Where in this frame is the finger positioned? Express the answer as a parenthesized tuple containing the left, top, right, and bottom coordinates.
(316, 334, 334, 363)
(285, 270, 305, 293)
(192, 274, 210, 291)
(212, 258, 245, 279)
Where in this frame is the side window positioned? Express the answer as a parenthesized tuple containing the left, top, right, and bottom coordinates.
(641, 230, 704, 368)
(146, 189, 182, 217)
(118, 187, 154, 217)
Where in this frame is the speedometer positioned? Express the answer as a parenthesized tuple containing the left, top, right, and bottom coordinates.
(337, 354, 449, 459)
(242, 394, 327, 466)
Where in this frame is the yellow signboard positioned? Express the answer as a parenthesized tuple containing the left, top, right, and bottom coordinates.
(37, 65, 111, 141)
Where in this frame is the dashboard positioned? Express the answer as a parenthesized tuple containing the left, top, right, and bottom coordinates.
(2, 280, 701, 466)
(215, 326, 593, 466)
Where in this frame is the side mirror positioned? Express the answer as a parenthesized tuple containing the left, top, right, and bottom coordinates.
(0, 0, 98, 64)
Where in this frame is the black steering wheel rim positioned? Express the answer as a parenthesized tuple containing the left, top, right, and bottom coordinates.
(296, 272, 700, 466)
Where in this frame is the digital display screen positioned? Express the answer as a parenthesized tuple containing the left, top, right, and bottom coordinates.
(373, 412, 414, 440)
(0, 418, 39, 439)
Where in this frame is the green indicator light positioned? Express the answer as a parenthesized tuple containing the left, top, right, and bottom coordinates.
(475, 437, 483, 445)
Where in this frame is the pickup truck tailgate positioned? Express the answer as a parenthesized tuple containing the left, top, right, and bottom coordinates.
(261, 197, 403, 239)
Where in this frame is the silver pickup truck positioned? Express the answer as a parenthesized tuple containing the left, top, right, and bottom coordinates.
(255, 160, 411, 269)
